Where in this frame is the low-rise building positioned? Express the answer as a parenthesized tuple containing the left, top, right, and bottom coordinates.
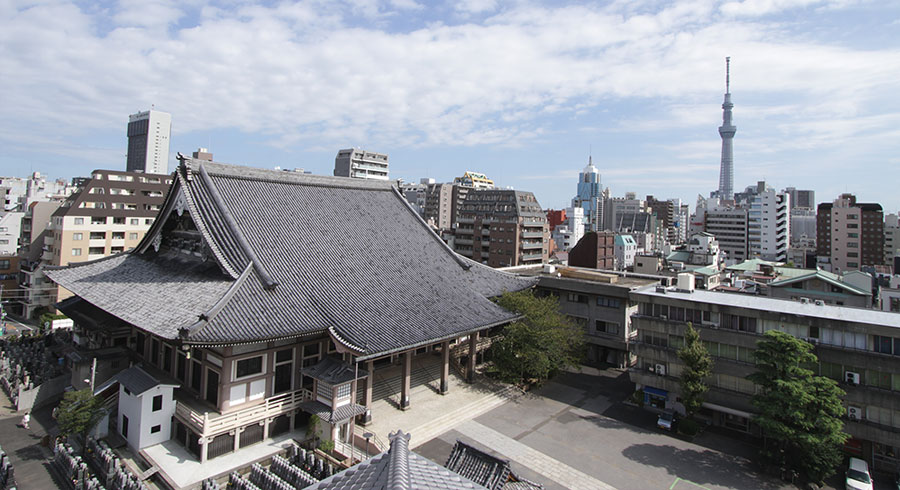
(629, 282, 900, 470)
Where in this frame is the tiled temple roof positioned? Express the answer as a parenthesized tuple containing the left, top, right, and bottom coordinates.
(47, 158, 535, 358)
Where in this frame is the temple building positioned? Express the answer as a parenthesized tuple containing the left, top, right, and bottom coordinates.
(46, 156, 534, 462)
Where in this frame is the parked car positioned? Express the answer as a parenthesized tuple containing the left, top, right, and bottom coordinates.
(845, 457, 873, 490)
(657, 410, 677, 431)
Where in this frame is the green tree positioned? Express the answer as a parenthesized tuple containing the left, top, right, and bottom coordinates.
(491, 290, 584, 385)
(57, 388, 106, 453)
(676, 322, 713, 418)
(748, 330, 848, 485)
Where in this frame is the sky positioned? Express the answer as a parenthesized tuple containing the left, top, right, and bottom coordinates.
(2, 0, 900, 212)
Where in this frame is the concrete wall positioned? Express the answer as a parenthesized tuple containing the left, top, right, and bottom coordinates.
(15, 373, 68, 411)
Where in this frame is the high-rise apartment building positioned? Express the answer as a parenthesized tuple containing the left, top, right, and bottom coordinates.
(817, 194, 884, 273)
(569, 231, 616, 270)
(423, 183, 454, 229)
(572, 157, 602, 232)
(452, 189, 548, 267)
(551, 207, 584, 252)
(748, 183, 790, 262)
(703, 201, 748, 264)
(333, 148, 388, 180)
(18, 170, 170, 317)
(647, 196, 688, 245)
(126, 110, 172, 174)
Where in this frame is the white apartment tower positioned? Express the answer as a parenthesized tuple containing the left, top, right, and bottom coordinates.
(334, 148, 389, 180)
(127, 110, 172, 174)
(748, 182, 790, 262)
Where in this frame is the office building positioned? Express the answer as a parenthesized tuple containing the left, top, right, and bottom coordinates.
(885, 213, 900, 268)
(333, 148, 388, 180)
(785, 187, 815, 211)
(817, 194, 884, 273)
(126, 110, 172, 174)
(453, 188, 548, 267)
(569, 231, 616, 270)
(630, 282, 900, 470)
(703, 200, 749, 264)
(572, 157, 603, 232)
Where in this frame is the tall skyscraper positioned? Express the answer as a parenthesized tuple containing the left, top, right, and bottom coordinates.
(717, 57, 736, 202)
(334, 148, 389, 180)
(126, 109, 172, 174)
(572, 156, 602, 232)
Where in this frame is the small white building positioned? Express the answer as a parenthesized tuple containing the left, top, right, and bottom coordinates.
(97, 366, 179, 451)
(614, 234, 637, 271)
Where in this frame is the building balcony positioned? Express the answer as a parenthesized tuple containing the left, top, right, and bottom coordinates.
(457, 249, 473, 257)
(41, 249, 53, 261)
(520, 252, 543, 262)
(521, 231, 543, 239)
(521, 241, 543, 249)
(175, 388, 312, 439)
(43, 236, 54, 246)
(481, 229, 490, 236)
(456, 217, 474, 224)
(454, 238, 473, 246)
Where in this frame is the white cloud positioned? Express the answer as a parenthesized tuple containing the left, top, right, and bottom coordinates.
(1, 0, 898, 212)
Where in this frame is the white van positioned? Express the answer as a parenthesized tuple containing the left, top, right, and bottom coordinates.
(845, 457, 873, 490)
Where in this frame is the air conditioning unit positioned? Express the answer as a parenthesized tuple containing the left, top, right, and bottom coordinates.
(847, 406, 862, 420)
(845, 371, 860, 385)
(655, 364, 667, 376)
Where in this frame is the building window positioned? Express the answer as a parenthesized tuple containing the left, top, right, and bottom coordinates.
(71, 248, 82, 256)
(145, 218, 154, 225)
(88, 247, 105, 255)
(121, 415, 129, 438)
(595, 320, 619, 335)
(152, 394, 163, 411)
(597, 297, 621, 308)
(112, 232, 125, 239)
(234, 355, 264, 380)
(130, 218, 139, 225)
(335, 383, 351, 399)
(150, 425, 161, 434)
(90, 231, 105, 240)
(135, 332, 145, 355)
(113, 217, 125, 225)
(91, 217, 106, 225)
(317, 381, 333, 400)
(74, 217, 84, 225)
(567, 293, 588, 304)
(0, 260, 9, 270)
(129, 232, 138, 240)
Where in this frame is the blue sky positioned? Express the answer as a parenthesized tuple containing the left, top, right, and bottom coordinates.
(2, 0, 899, 212)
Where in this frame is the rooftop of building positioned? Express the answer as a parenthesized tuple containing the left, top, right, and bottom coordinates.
(506, 264, 659, 289)
(47, 157, 534, 358)
(633, 285, 900, 328)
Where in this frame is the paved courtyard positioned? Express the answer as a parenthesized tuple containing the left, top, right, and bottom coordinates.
(416, 368, 801, 490)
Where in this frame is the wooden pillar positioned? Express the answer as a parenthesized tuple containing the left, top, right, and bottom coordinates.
(467, 332, 479, 383)
(200, 437, 209, 462)
(440, 340, 450, 395)
(361, 360, 374, 425)
(262, 419, 270, 440)
(233, 428, 242, 452)
(400, 351, 411, 410)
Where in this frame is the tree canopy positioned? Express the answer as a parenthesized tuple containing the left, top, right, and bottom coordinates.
(57, 388, 106, 451)
(491, 290, 584, 385)
(748, 330, 848, 485)
(676, 322, 713, 418)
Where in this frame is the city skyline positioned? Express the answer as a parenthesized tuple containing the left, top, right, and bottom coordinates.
(2, 1, 900, 211)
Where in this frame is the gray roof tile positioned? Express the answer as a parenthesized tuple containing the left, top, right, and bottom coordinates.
(47, 158, 537, 358)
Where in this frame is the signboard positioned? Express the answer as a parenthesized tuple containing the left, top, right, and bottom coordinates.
(51, 319, 74, 330)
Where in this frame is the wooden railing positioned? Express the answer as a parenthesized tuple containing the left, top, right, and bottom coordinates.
(175, 388, 312, 438)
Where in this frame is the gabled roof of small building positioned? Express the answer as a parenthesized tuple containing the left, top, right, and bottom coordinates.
(768, 269, 871, 296)
(302, 356, 368, 385)
(307, 430, 487, 490)
(94, 365, 179, 397)
(47, 158, 535, 359)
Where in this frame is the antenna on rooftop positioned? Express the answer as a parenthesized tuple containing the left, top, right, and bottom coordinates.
(725, 57, 731, 94)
